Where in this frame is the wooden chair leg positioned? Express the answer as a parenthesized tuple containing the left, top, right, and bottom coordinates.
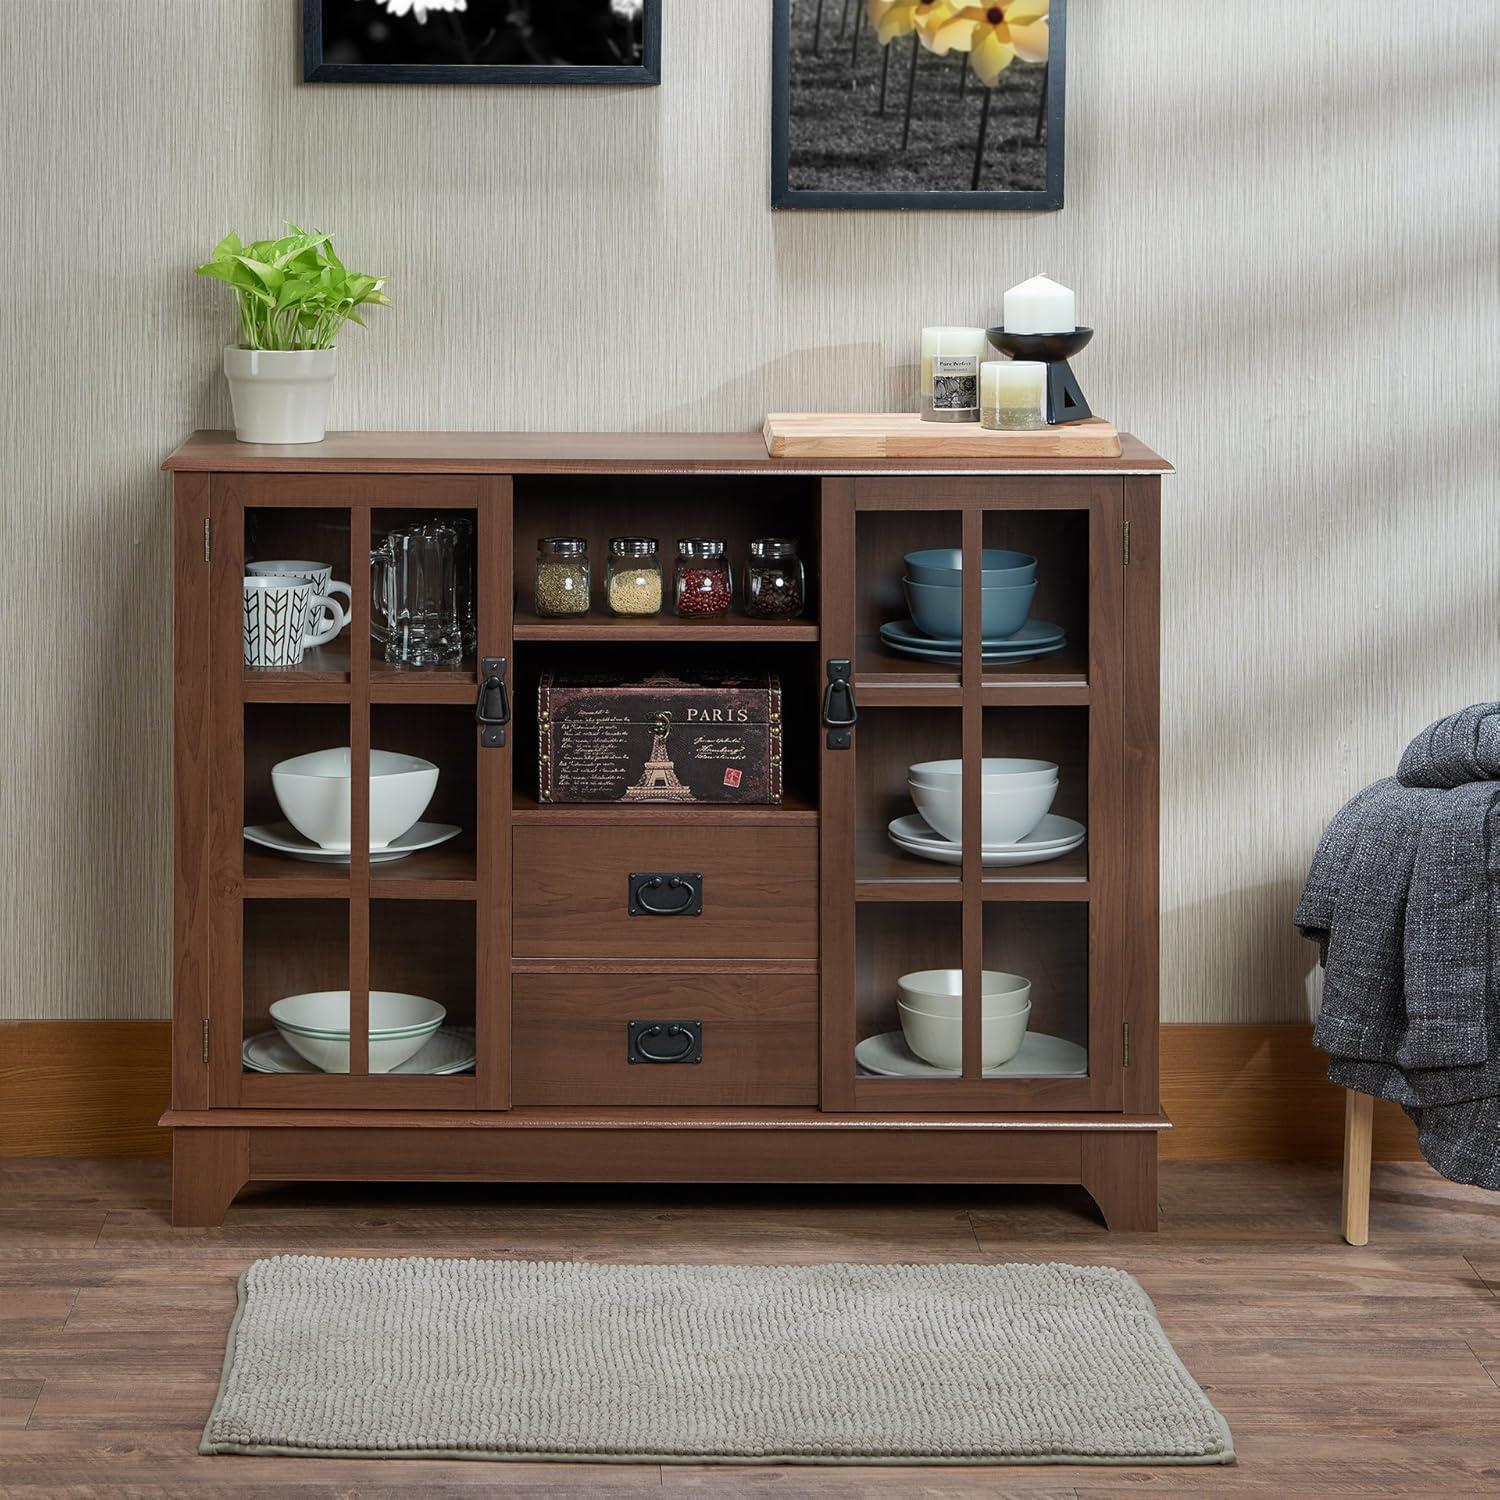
(1341, 1090, 1374, 1246)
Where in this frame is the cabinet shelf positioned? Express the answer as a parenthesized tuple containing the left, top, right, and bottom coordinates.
(512, 789, 817, 825)
(854, 636, 1090, 706)
(513, 608, 818, 643)
(242, 639, 477, 704)
(243, 842, 478, 898)
(854, 832, 1089, 901)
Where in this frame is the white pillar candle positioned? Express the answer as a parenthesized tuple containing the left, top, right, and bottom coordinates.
(1002, 274, 1076, 335)
(918, 325, 988, 422)
(980, 360, 1047, 430)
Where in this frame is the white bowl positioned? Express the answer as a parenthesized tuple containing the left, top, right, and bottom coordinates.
(270, 990, 445, 1073)
(909, 770, 1058, 793)
(909, 779, 1056, 845)
(898, 999, 1031, 1070)
(909, 758, 1058, 787)
(897, 968, 1032, 1014)
(271, 747, 438, 851)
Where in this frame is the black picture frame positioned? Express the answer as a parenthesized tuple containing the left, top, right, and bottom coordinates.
(303, 0, 662, 86)
(771, 0, 1065, 210)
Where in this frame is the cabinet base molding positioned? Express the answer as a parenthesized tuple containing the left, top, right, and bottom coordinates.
(3, 1021, 1425, 1163)
(164, 1116, 1167, 1230)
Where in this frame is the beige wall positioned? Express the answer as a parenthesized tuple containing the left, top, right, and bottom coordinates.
(2, 0, 1496, 1022)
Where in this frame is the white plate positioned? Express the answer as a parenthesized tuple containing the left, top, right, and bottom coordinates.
(890, 833, 1084, 868)
(888, 813, 1086, 852)
(242, 1026, 476, 1075)
(855, 1030, 1087, 1079)
(244, 821, 461, 864)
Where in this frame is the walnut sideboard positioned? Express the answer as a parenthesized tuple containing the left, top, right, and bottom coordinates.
(162, 431, 1171, 1228)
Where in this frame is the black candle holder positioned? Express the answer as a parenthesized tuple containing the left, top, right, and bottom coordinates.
(985, 326, 1095, 425)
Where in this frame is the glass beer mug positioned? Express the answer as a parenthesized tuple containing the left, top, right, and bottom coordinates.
(370, 522, 463, 666)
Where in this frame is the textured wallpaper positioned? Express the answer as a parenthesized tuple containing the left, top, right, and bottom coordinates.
(1, 0, 1496, 1021)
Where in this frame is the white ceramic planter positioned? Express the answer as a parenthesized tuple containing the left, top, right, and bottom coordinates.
(223, 346, 337, 444)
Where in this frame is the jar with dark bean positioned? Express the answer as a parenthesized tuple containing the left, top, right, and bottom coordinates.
(743, 537, 805, 619)
(674, 538, 732, 618)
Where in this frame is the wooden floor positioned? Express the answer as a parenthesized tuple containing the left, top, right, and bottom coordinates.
(0, 1160, 1496, 1497)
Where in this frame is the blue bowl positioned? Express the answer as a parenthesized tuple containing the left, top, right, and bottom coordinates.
(904, 548, 1036, 587)
(904, 577, 1036, 639)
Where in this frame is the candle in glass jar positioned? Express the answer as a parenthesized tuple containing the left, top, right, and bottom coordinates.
(1001, 275, 1076, 335)
(919, 325, 987, 422)
(980, 360, 1047, 430)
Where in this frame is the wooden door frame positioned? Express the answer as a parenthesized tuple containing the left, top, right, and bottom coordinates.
(204, 473, 508, 1110)
(820, 475, 1129, 1113)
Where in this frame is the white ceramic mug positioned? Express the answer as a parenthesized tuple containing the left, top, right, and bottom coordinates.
(247, 559, 352, 640)
(243, 576, 339, 667)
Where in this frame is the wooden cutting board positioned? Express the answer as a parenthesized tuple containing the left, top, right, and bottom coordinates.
(763, 412, 1122, 459)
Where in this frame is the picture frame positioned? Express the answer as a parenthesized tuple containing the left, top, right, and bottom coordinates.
(303, 0, 662, 87)
(771, 0, 1065, 210)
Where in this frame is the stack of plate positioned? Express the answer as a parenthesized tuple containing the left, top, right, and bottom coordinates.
(888, 811, 1085, 867)
(243, 1024, 476, 1075)
(878, 616, 1066, 664)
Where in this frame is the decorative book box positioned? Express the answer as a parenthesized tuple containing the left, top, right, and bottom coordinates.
(538, 669, 783, 804)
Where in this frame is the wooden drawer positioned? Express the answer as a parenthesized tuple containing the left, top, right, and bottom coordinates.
(512, 825, 818, 959)
(511, 973, 819, 1107)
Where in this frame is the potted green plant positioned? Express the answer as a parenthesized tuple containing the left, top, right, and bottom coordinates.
(196, 225, 390, 444)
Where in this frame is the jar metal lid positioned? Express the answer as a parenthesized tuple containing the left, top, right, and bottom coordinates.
(538, 536, 587, 556)
(677, 537, 726, 558)
(749, 537, 798, 559)
(610, 536, 659, 557)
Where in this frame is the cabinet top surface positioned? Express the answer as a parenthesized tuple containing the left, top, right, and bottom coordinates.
(163, 430, 1173, 476)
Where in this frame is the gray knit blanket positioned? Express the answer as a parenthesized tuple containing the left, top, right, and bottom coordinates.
(1296, 703, 1500, 1189)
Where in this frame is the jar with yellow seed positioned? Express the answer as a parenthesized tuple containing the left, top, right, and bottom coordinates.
(605, 537, 662, 616)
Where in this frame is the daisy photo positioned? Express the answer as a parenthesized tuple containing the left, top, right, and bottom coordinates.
(305, 0, 661, 84)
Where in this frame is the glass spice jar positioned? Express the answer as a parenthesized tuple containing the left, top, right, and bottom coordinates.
(534, 536, 590, 617)
(674, 538, 733, 618)
(605, 537, 662, 616)
(743, 537, 805, 620)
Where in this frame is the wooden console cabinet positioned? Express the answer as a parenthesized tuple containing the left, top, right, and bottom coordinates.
(162, 432, 1171, 1229)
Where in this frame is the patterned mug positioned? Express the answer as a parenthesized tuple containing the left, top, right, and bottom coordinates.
(246, 559, 351, 641)
(243, 576, 339, 667)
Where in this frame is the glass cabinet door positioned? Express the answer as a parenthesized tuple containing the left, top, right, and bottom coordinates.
(820, 478, 1122, 1112)
(214, 476, 511, 1108)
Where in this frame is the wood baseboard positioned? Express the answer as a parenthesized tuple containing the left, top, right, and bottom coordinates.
(0, 1020, 1420, 1163)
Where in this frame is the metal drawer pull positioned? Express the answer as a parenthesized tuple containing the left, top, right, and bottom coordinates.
(628, 872, 703, 916)
(628, 1020, 703, 1064)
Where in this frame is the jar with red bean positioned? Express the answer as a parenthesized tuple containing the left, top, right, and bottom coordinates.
(674, 538, 732, 618)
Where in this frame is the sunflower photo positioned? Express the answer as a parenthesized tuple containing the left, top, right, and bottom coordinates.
(772, 0, 1064, 208)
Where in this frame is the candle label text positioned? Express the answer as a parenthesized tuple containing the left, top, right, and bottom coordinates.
(931, 355, 979, 411)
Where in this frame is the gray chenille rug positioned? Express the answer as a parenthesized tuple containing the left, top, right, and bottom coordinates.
(201, 1256, 1234, 1466)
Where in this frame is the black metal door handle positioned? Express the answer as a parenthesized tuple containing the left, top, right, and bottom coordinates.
(629, 873, 703, 916)
(823, 657, 857, 749)
(475, 656, 509, 748)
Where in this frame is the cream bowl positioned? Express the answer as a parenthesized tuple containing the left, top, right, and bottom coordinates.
(270, 990, 445, 1073)
(271, 747, 438, 851)
(898, 998, 1032, 1070)
(909, 758, 1058, 788)
(908, 778, 1056, 845)
(897, 968, 1032, 1014)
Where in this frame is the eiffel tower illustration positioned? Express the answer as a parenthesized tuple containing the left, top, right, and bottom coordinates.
(623, 711, 695, 802)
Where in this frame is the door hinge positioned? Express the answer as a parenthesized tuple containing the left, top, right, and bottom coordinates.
(202, 1018, 210, 1064)
(203, 517, 211, 562)
(1122, 1021, 1131, 1068)
(1122, 518, 1132, 566)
